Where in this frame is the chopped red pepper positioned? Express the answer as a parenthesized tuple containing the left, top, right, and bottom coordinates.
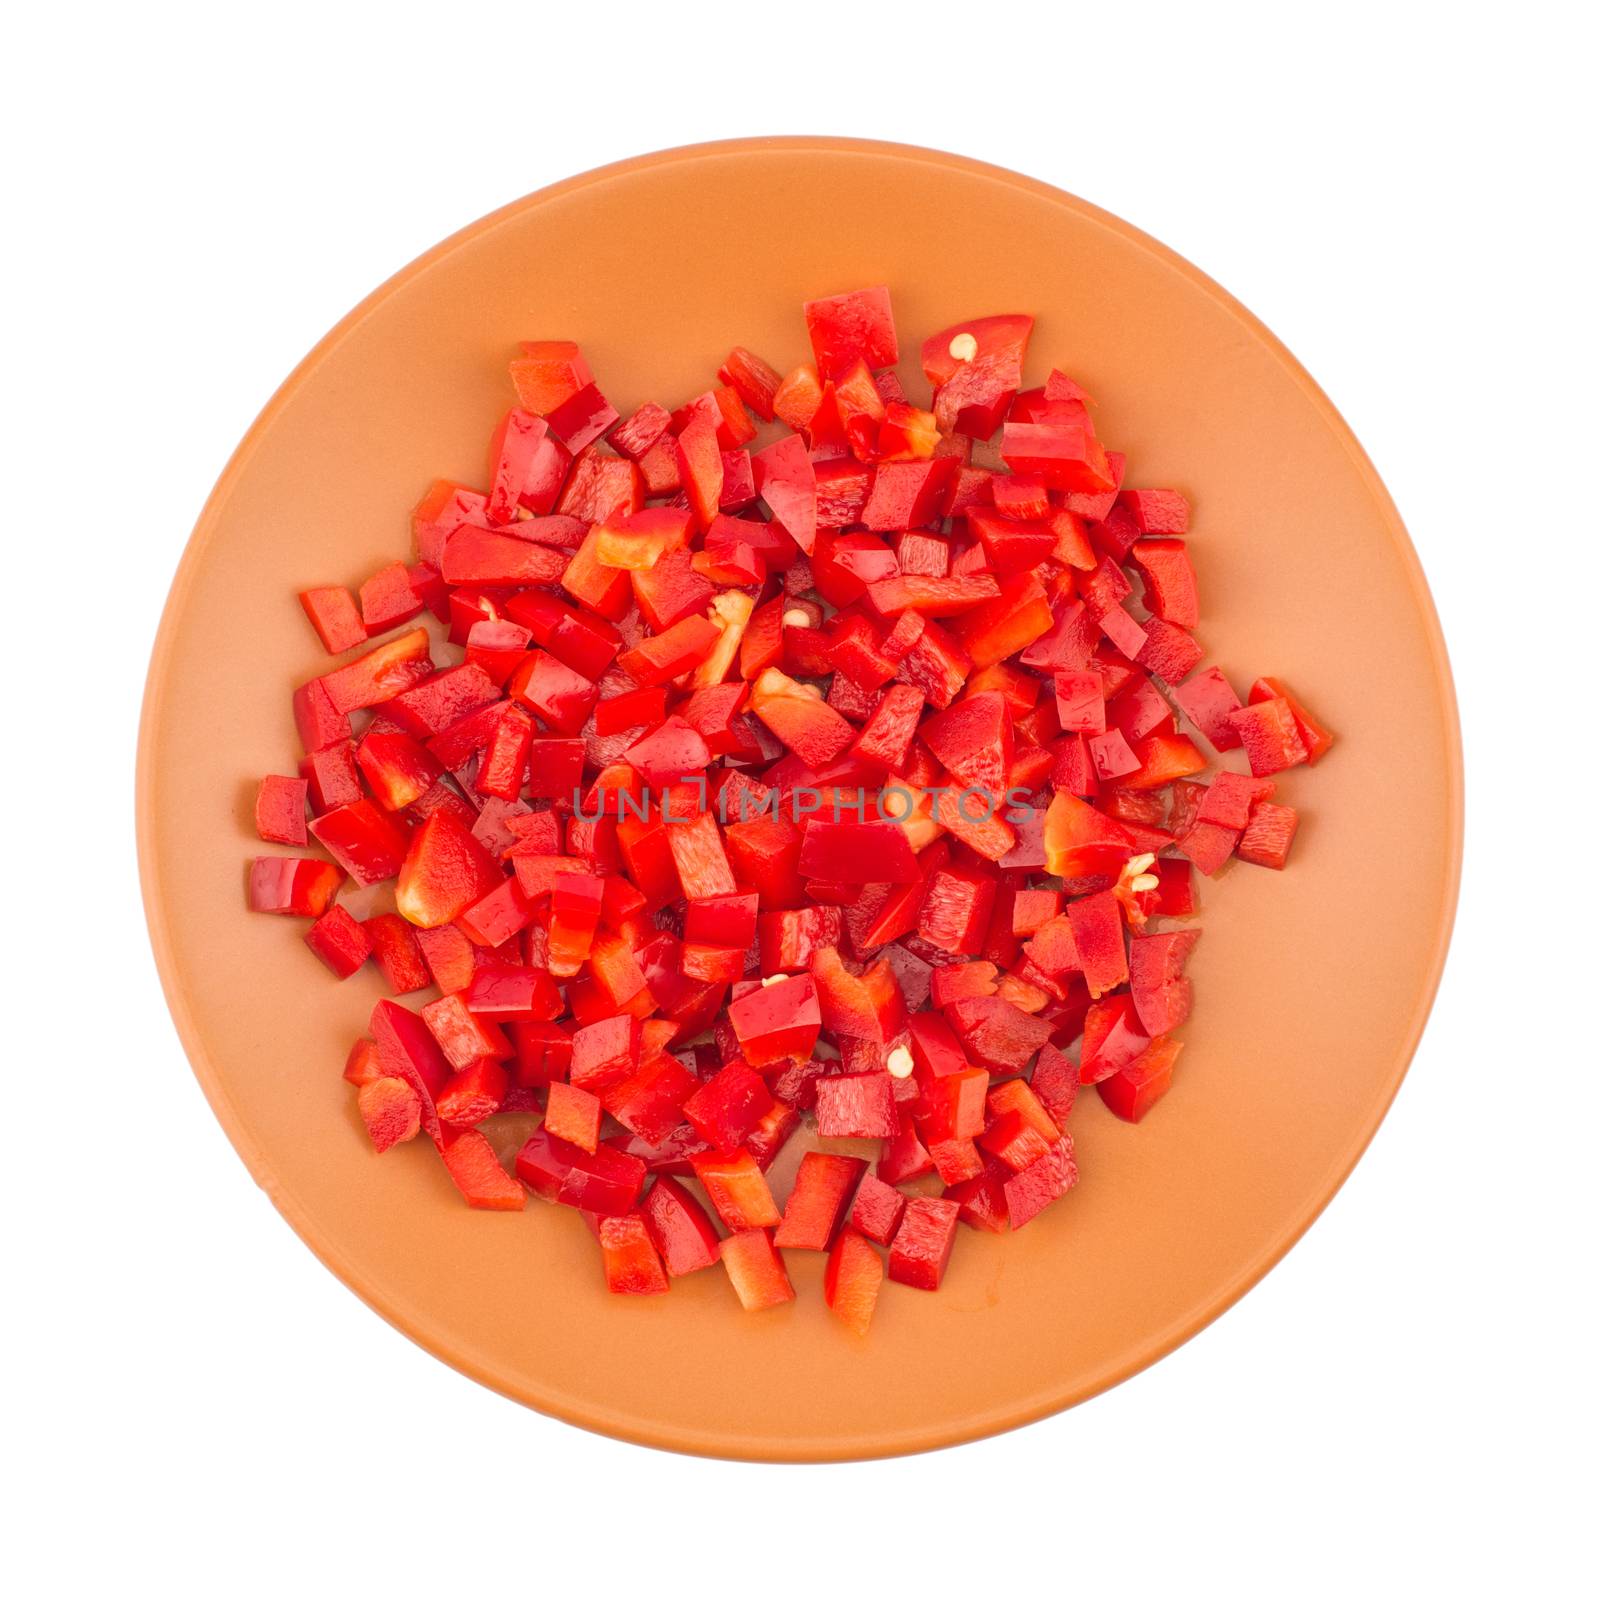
(257, 287, 1342, 1333)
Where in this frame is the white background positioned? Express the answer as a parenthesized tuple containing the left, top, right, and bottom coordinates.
(6, 4, 1595, 1595)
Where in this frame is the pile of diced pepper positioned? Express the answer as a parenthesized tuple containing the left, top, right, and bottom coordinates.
(249, 287, 1334, 1333)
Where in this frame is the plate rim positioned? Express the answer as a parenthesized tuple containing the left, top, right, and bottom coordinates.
(136, 135, 1464, 1461)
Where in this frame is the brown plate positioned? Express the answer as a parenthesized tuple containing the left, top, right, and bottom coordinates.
(138, 138, 1461, 1461)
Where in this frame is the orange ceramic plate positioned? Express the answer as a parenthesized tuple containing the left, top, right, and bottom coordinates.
(138, 139, 1460, 1461)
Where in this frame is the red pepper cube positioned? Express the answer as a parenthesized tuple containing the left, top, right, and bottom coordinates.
(254, 775, 309, 845)
(1099, 1037, 1184, 1122)
(569, 1014, 642, 1096)
(1129, 929, 1202, 1036)
(1080, 993, 1153, 1084)
(304, 903, 371, 978)
(523, 737, 584, 803)
(919, 865, 996, 957)
(1238, 801, 1300, 869)
(248, 856, 343, 917)
(464, 960, 563, 1024)
(533, 1130, 640, 1212)
(421, 993, 511, 1072)
(544, 1081, 603, 1154)
(917, 1067, 991, 1143)
(683, 1061, 775, 1156)
(359, 561, 426, 633)
(1228, 696, 1311, 776)
(434, 1059, 508, 1127)
(594, 1212, 669, 1295)
(356, 1076, 421, 1153)
(928, 1136, 985, 1186)
(1030, 1043, 1079, 1130)
(824, 1229, 884, 1335)
(363, 912, 430, 994)
(1003, 1135, 1080, 1229)
(601, 1053, 698, 1144)
(888, 1195, 961, 1291)
(719, 1229, 795, 1312)
(1054, 670, 1106, 735)
(1198, 770, 1277, 830)
(310, 798, 411, 888)
(510, 650, 600, 735)
(1249, 676, 1335, 763)
(684, 891, 759, 951)
(798, 819, 920, 885)
(298, 585, 367, 654)
(1180, 819, 1242, 876)
(814, 1071, 897, 1139)
(804, 285, 898, 378)
(356, 730, 443, 811)
(474, 707, 533, 801)
(692, 1150, 782, 1231)
(1120, 488, 1190, 534)
(774, 1152, 867, 1250)
(640, 1174, 722, 1276)
(727, 973, 822, 1069)
(439, 1128, 526, 1211)
(848, 1172, 907, 1245)
(303, 740, 362, 811)
(1065, 889, 1128, 998)
(1088, 727, 1140, 781)
(1171, 666, 1243, 751)
(414, 924, 474, 994)
(395, 808, 503, 927)
(547, 872, 604, 977)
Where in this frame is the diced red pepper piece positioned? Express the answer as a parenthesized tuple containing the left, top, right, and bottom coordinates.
(616, 615, 721, 688)
(509, 340, 594, 415)
(1098, 1037, 1183, 1122)
(751, 433, 817, 555)
(369, 999, 450, 1144)
(1249, 676, 1335, 763)
(1228, 696, 1310, 775)
(595, 1212, 669, 1295)
(749, 669, 855, 766)
(683, 1060, 774, 1156)
(304, 903, 371, 977)
(298, 586, 367, 653)
(888, 1195, 960, 1291)
(1129, 538, 1198, 627)
(804, 285, 897, 378)
(254, 775, 309, 846)
(315, 627, 433, 715)
(719, 1229, 795, 1311)
(1030, 1043, 1079, 1130)
(1238, 800, 1300, 869)
(308, 799, 410, 888)
(433, 1058, 508, 1127)
(640, 1175, 722, 1275)
(848, 1172, 907, 1245)
(727, 973, 822, 1068)
(545, 1081, 603, 1153)
(922, 314, 1033, 437)
(1003, 1135, 1078, 1229)
(357, 1075, 422, 1153)
(569, 1013, 641, 1096)
(438, 1128, 526, 1210)
(693, 1149, 782, 1231)
(919, 864, 996, 957)
(508, 651, 599, 735)
(774, 1152, 867, 1251)
(822, 1228, 884, 1334)
(390, 809, 500, 928)
(1120, 488, 1190, 534)
(815, 1071, 897, 1139)
(797, 820, 919, 885)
